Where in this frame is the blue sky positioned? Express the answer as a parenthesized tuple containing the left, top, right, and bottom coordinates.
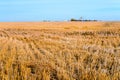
(0, 0, 120, 21)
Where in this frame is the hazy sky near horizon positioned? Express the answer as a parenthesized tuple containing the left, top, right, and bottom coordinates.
(0, 0, 120, 21)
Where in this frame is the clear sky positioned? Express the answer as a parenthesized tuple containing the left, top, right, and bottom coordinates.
(0, 0, 120, 21)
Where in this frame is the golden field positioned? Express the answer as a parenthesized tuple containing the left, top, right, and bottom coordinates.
(0, 22, 120, 80)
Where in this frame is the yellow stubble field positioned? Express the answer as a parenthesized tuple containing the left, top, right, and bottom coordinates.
(0, 22, 120, 80)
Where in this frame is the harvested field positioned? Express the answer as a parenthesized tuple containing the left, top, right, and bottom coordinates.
(0, 22, 120, 80)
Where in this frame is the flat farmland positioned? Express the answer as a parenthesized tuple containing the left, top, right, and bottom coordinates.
(0, 22, 120, 80)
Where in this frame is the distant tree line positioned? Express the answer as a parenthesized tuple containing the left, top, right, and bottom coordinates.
(70, 18, 98, 22)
